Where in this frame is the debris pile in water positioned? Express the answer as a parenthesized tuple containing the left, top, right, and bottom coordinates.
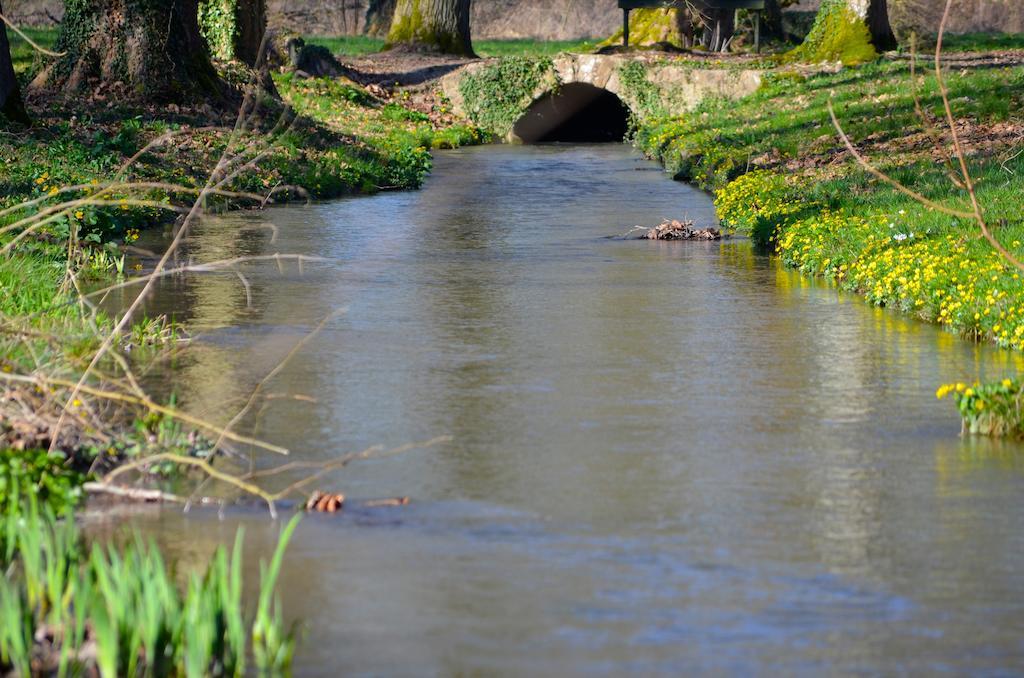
(640, 219, 722, 241)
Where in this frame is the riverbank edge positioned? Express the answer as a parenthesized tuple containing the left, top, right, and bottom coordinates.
(630, 58, 1024, 436)
(1, 64, 486, 484)
(0, 59, 488, 674)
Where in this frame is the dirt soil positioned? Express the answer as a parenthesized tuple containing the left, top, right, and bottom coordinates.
(339, 48, 478, 87)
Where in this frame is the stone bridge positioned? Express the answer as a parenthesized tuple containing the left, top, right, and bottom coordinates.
(439, 54, 764, 143)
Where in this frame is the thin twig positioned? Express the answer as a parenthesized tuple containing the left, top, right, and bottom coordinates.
(0, 372, 289, 454)
(827, 101, 974, 219)
(933, 0, 1024, 274)
(0, 12, 65, 56)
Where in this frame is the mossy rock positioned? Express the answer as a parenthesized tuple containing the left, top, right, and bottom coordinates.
(599, 8, 688, 49)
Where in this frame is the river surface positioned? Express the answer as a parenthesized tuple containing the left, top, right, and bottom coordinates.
(102, 145, 1024, 675)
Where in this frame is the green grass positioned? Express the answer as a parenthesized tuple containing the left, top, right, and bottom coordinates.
(16, 28, 597, 64)
(939, 32, 1024, 52)
(0, 450, 87, 516)
(636, 59, 1023, 189)
(632, 43, 1024, 432)
(305, 34, 384, 56)
(0, 505, 300, 676)
(305, 35, 597, 58)
(7, 26, 57, 82)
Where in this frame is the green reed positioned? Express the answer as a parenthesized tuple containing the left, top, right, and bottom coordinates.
(0, 504, 300, 677)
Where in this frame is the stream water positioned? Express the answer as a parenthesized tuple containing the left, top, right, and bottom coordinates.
(101, 144, 1024, 675)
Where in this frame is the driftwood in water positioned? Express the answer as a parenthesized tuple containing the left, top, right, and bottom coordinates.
(305, 490, 410, 513)
(306, 490, 345, 512)
(640, 219, 722, 241)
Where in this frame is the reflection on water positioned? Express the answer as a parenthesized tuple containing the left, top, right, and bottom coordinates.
(101, 145, 1024, 675)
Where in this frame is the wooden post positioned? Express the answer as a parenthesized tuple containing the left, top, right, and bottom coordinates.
(623, 8, 630, 48)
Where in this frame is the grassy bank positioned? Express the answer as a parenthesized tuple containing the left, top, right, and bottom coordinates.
(2, 27, 488, 669)
(634, 52, 1024, 433)
(1, 27, 483, 464)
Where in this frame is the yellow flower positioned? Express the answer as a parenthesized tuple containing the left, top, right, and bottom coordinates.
(964, 388, 975, 397)
(74, 210, 84, 220)
(71, 399, 82, 408)
(975, 400, 985, 411)
(1003, 379, 1013, 388)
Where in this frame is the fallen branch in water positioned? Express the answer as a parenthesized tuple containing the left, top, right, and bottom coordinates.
(83, 481, 187, 503)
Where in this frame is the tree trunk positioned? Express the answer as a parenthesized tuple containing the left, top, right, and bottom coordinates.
(366, 0, 397, 36)
(35, 0, 227, 105)
(0, 3, 31, 124)
(234, 0, 267, 65)
(761, 0, 785, 41)
(846, 0, 896, 50)
(865, 0, 897, 50)
(700, 8, 736, 52)
(787, 0, 883, 64)
(199, 0, 267, 66)
(386, 0, 474, 57)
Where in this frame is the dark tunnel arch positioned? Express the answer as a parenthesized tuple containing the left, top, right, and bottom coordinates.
(512, 83, 631, 144)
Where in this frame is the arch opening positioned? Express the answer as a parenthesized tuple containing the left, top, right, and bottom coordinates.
(512, 83, 630, 144)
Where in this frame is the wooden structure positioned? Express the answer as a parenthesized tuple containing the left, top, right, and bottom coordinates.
(618, 0, 766, 52)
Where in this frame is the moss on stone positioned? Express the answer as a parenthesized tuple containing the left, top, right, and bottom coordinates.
(617, 61, 666, 122)
(459, 56, 557, 137)
(599, 8, 685, 48)
(784, 0, 877, 66)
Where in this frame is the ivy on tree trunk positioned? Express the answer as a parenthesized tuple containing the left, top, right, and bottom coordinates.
(0, 3, 30, 124)
(35, 0, 227, 105)
(386, 0, 474, 57)
(199, 0, 267, 66)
